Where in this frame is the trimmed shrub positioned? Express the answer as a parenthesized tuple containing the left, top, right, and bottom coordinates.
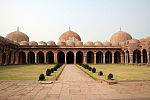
(98, 71, 103, 76)
(92, 67, 96, 73)
(46, 69, 51, 76)
(88, 67, 92, 71)
(39, 73, 45, 81)
(51, 68, 54, 73)
(54, 67, 58, 71)
(107, 73, 113, 80)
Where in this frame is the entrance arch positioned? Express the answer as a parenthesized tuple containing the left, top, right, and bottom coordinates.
(28, 51, 35, 64)
(46, 51, 54, 64)
(96, 51, 103, 64)
(37, 51, 44, 64)
(76, 51, 83, 64)
(19, 51, 26, 64)
(142, 49, 147, 63)
(133, 49, 141, 63)
(57, 51, 65, 64)
(105, 51, 112, 64)
(67, 51, 74, 64)
(114, 51, 121, 63)
(87, 51, 94, 64)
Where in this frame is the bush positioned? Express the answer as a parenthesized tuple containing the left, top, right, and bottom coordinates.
(88, 67, 92, 71)
(51, 68, 54, 73)
(98, 71, 103, 76)
(54, 67, 58, 71)
(39, 73, 45, 81)
(46, 69, 51, 76)
(92, 67, 96, 73)
(107, 73, 113, 80)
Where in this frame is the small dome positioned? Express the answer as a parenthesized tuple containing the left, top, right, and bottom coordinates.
(103, 41, 112, 46)
(110, 30, 132, 43)
(47, 41, 56, 46)
(94, 41, 103, 46)
(66, 41, 75, 46)
(38, 41, 47, 46)
(57, 41, 66, 46)
(128, 39, 140, 44)
(59, 28, 81, 42)
(6, 28, 29, 42)
(140, 37, 150, 42)
(0, 36, 5, 44)
(29, 41, 38, 46)
(75, 41, 83, 46)
(19, 41, 29, 46)
(112, 42, 119, 46)
(84, 41, 94, 46)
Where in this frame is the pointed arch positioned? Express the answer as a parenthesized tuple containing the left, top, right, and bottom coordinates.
(105, 51, 112, 64)
(46, 51, 54, 64)
(19, 51, 26, 64)
(114, 51, 121, 63)
(76, 51, 83, 64)
(96, 51, 103, 64)
(28, 51, 35, 64)
(37, 51, 44, 64)
(57, 51, 65, 64)
(133, 49, 141, 63)
(87, 51, 94, 64)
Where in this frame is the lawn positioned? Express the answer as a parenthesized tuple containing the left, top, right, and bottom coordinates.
(77, 64, 150, 80)
(0, 64, 65, 80)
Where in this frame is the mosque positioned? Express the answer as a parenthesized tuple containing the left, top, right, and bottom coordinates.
(0, 27, 150, 65)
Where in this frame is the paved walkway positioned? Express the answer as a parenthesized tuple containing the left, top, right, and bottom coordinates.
(0, 65, 150, 100)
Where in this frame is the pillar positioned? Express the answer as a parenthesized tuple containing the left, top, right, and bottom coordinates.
(0, 52, 2, 65)
(121, 55, 124, 64)
(129, 53, 133, 64)
(54, 52, 57, 64)
(5, 53, 8, 65)
(94, 52, 96, 64)
(83, 53, 87, 64)
(112, 52, 114, 64)
(141, 54, 143, 64)
(147, 52, 150, 64)
(10, 52, 14, 64)
(74, 52, 76, 64)
(103, 55, 105, 64)
(25, 52, 28, 64)
(35, 52, 37, 64)
(65, 53, 67, 64)
(44, 52, 47, 64)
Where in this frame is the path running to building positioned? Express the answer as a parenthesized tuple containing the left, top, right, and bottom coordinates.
(0, 64, 150, 100)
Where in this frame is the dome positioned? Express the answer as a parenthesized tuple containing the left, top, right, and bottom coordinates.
(29, 41, 38, 46)
(0, 36, 5, 44)
(110, 30, 132, 43)
(6, 28, 29, 42)
(140, 37, 150, 42)
(75, 41, 83, 46)
(103, 41, 112, 46)
(84, 41, 94, 46)
(57, 41, 66, 46)
(38, 41, 47, 46)
(112, 42, 119, 46)
(128, 39, 140, 44)
(47, 41, 56, 46)
(59, 28, 81, 42)
(19, 41, 29, 46)
(94, 41, 103, 46)
(66, 40, 75, 46)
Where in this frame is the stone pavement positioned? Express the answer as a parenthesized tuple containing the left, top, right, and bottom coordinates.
(0, 64, 150, 100)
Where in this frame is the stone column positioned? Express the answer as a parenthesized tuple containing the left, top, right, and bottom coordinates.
(103, 55, 105, 64)
(10, 52, 14, 64)
(4, 52, 8, 65)
(121, 55, 124, 64)
(35, 52, 37, 64)
(141, 54, 143, 64)
(65, 53, 67, 64)
(25, 52, 28, 64)
(112, 52, 114, 64)
(44, 52, 47, 64)
(94, 52, 96, 64)
(74, 52, 76, 64)
(54, 52, 57, 64)
(147, 52, 150, 64)
(0, 52, 2, 65)
(83, 53, 87, 64)
(129, 53, 133, 64)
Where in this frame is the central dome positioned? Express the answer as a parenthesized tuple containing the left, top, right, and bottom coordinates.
(110, 29, 132, 43)
(59, 28, 81, 42)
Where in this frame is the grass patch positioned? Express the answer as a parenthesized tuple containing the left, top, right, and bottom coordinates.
(0, 64, 65, 80)
(77, 64, 150, 80)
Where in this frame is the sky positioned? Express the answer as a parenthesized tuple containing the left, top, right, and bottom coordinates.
(0, 0, 150, 42)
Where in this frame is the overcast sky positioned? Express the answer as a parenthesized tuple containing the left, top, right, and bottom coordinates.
(0, 0, 150, 42)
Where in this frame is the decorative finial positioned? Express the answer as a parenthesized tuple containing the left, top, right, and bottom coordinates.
(120, 27, 122, 32)
(69, 26, 71, 31)
(17, 27, 19, 31)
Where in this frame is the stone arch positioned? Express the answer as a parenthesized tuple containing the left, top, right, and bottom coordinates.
(46, 51, 54, 64)
(133, 49, 141, 63)
(114, 51, 121, 63)
(76, 51, 83, 64)
(28, 51, 35, 64)
(142, 49, 147, 63)
(105, 51, 112, 64)
(67, 51, 74, 64)
(87, 51, 94, 64)
(37, 51, 44, 64)
(96, 51, 103, 64)
(57, 51, 65, 64)
(2, 53, 6, 65)
(19, 51, 26, 64)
